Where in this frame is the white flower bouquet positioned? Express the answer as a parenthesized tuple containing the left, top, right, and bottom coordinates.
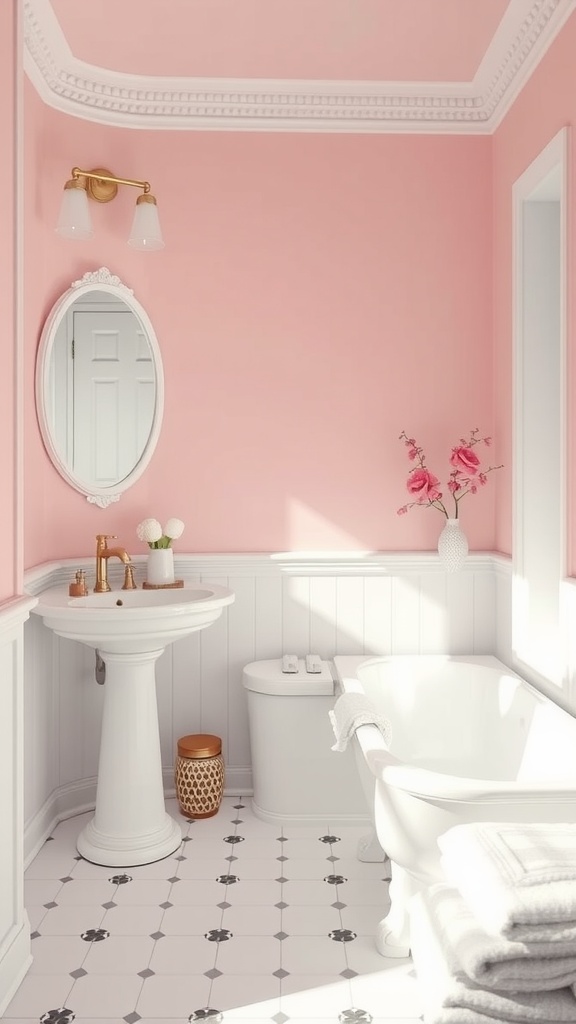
(136, 517, 184, 549)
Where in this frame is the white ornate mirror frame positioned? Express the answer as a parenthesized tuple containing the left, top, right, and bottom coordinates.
(35, 267, 165, 507)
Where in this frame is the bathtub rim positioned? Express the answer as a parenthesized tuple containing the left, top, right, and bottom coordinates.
(333, 654, 576, 803)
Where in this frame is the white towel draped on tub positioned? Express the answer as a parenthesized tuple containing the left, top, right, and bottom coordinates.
(409, 885, 576, 1024)
(328, 692, 392, 752)
(438, 822, 576, 943)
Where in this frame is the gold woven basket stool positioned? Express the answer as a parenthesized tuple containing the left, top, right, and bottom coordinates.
(175, 734, 224, 818)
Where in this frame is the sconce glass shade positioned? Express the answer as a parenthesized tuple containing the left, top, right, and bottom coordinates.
(56, 179, 93, 240)
(128, 194, 165, 251)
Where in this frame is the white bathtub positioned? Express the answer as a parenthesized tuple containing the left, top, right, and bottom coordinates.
(333, 654, 576, 957)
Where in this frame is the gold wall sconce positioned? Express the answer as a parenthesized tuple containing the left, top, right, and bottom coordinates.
(56, 167, 165, 251)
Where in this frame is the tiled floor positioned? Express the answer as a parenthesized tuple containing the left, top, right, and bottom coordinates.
(8, 797, 423, 1023)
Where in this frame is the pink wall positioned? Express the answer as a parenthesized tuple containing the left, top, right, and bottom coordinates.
(493, 11, 576, 566)
(24, 83, 494, 564)
(0, 1, 19, 599)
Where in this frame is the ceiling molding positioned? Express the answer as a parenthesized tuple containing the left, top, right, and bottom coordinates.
(23, 0, 576, 134)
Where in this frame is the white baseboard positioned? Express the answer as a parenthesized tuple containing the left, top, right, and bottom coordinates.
(25, 770, 255, 865)
(0, 920, 32, 1017)
(24, 778, 97, 866)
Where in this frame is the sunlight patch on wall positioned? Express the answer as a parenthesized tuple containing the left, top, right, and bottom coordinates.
(287, 498, 366, 551)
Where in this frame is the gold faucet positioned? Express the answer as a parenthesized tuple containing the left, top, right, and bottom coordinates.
(94, 534, 134, 593)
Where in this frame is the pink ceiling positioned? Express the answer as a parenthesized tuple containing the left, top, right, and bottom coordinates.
(50, 0, 510, 82)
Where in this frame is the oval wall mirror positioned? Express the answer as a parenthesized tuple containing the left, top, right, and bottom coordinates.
(35, 267, 164, 507)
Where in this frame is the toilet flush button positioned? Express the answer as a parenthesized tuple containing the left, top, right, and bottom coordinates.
(305, 654, 323, 674)
(282, 654, 299, 674)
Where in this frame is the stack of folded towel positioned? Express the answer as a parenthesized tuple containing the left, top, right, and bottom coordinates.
(409, 822, 576, 1024)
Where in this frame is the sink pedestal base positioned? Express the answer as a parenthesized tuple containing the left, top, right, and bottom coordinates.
(77, 649, 182, 867)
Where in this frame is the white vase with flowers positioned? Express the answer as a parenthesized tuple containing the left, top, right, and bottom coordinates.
(137, 517, 185, 585)
(396, 429, 503, 572)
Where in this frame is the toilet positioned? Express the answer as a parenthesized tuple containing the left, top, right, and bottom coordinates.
(242, 657, 368, 826)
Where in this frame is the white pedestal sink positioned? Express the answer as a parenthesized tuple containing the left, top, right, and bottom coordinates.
(32, 583, 235, 866)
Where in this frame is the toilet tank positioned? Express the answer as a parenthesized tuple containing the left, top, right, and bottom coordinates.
(242, 658, 369, 827)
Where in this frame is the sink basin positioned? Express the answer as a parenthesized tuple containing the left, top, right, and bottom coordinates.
(33, 582, 234, 654)
(32, 581, 235, 867)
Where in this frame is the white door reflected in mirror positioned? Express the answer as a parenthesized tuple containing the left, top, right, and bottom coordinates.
(36, 268, 164, 506)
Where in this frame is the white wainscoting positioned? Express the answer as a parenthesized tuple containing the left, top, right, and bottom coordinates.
(0, 595, 36, 1016)
(22, 551, 503, 861)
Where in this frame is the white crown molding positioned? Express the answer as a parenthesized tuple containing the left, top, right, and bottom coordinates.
(23, 0, 576, 134)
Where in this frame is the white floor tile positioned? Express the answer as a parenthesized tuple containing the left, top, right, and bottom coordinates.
(27, 905, 49, 930)
(3, 973, 74, 1016)
(161, 904, 225, 936)
(223, 879, 283, 905)
(232, 838, 285, 858)
(111, 878, 172, 905)
(53, 879, 114, 905)
(100, 903, 164, 936)
(281, 824, 332, 839)
(176, 856, 233, 879)
(214, 934, 281, 974)
(209, 973, 281, 1014)
(168, 879, 233, 905)
(279, 975, 353, 1015)
(70, 858, 119, 879)
(125, 855, 189, 879)
(335, 856, 392, 880)
(282, 858, 336, 880)
(81, 934, 155, 974)
(330, 837, 375, 859)
(181, 838, 243, 860)
(282, 838, 336, 859)
(283, 880, 341, 906)
(48, 812, 92, 840)
(24, 878, 64, 907)
(350, 961, 423, 1019)
(27, 935, 88, 974)
(282, 904, 342, 936)
(345, 934, 408, 974)
(341, 878, 392, 905)
(136, 973, 211, 1016)
(67, 972, 143, 1016)
(213, 857, 283, 880)
(281, 935, 348, 975)
(189, 813, 243, 836)
(220, 903, 282, 935)
(232, 818, 284, 837)
(148, 934, 218, 974)
(340, 901, 391, 936)
(24, 849, 78, 879)
(37, 904, 106, 935)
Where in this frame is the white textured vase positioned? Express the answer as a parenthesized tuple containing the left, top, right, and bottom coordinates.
(147, 548, 175, 586)
(437, 518, 469, 572)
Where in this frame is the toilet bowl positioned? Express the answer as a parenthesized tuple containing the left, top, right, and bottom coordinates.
(242, 658, 368, 826)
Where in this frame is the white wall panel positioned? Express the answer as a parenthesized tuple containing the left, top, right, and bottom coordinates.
(335, 576, 365, 655)
(0, 597, 36, 1014)
(445, 572, 475, 653)
(282, 575, 310, 654)
(309, 576, 338, 658)
(390, 575, 422, 654)
(363, 576, 392, 656)
(254, 575, 283, 659)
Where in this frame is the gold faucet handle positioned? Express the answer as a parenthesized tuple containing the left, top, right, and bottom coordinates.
(96, 533, 117, 549)
(122, 564, 137, 590)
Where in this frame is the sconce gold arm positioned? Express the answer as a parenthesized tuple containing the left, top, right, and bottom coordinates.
(69, 167, 152, 204)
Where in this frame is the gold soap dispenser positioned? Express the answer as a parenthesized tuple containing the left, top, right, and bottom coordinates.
(69, 570, 88, 598)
